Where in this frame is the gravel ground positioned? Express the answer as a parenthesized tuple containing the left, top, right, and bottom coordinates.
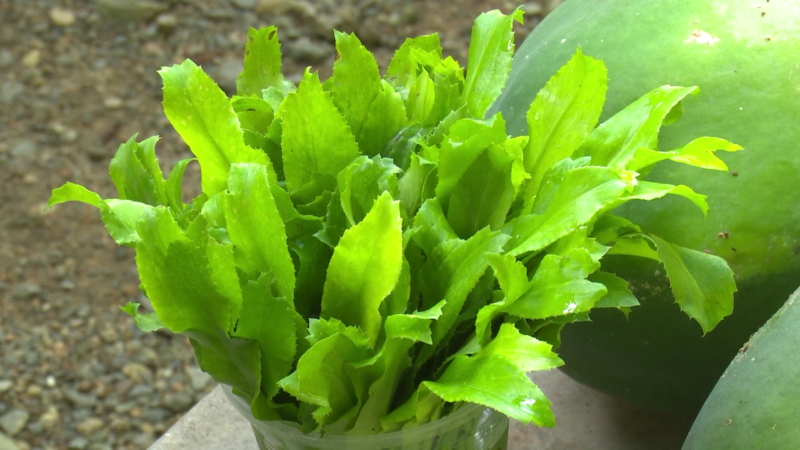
(0, 0, 557, 448)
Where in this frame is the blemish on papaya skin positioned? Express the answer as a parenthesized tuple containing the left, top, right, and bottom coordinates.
(685, 30, 720, 46)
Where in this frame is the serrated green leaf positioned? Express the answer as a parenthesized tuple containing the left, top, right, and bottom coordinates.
(459, 9, 523, 119)
(337, 156, 402, 226)
(426, 71, 461, 126)
(279, 333, 370, 426)
(411, 199, 458, 258)
(386, 34, 443, 87)
(504, 166, 630, 256)
(109, 134, 167, 206)
(481, 323, 563, 372)
(628, 137, 743, 172)
(314, 187, 349, 248)
(405, 71, 435, 124)
(159, 60, 270, 196)
(165, 158, 193, 215)
(321, 192, 403, 346)
(547, 227, 610, 264)
(590, 214, 641, 246)
(447, 143, 515, 238)
(510, 248, 605, 318)
(384, 123, 427, 171)
(398, 153, 436, 218)
(46, 183, 154, 247)
(289, 232, 332, 320)
(380, 386, 443, 431)
(574, 85, 700, 169)
(649, 235, 735, 334)
(307, 317, 371, 348)
(224, 163, 295, 301)
(186, 328, 267, 418)
(589, 271, 640, 311)
(46, 182, 104, 209)
(281, 70, 361, 192)
(331, 31, 383, 143)
(358, 80, 407, 157)
(423, 349, 554, 425)
(622, 181, 709, 216)
(421, 228, 509, 347)
(436, 114, 508, 208)
(607, 235, 660, 261)
(477, 248, 606, 343)
(384, 258, 411, 316)
(523, 48, 607, 201)
(501, 136, 530, 197)
(135, 207, 242, 333)
(487, 253, 529, 304)
(232, 95, 274, 135)
(234, 273, 298, 399)
(351, 301, 446, 433)
(236, 27, 291, 97)
(270, 183, 323, 239)
(528, 157, 591, 214)
(384, 300, 445, 344)
(120, 302, 165, 332)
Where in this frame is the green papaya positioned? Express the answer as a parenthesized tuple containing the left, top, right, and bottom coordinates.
(492, 0, 800, 412)
(683, 288, 800, 449)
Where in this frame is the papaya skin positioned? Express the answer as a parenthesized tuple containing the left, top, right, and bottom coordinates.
(492, 0, 800, 412)
(683, 289, 800, 449)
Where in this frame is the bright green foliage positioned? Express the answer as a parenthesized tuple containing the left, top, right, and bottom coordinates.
(235, 273, 298, 399)
(523, 48, 607, 203)
(573, 85, 700, 169)
(159, 60, 270, 196)
(649, 235, 735, 334)
(236, 26, 292, 97)
(47, 8, 740, 435)
(224, 163, 295, 301)
(120, 302, 165, 332)
(109, 134, 167, 206)
(280, 70, 361, 193)
(330, 32, 383, 146)
(321, 192, 403, 346)
(460, 8, 524, 118)
(627, 137, 743, 173)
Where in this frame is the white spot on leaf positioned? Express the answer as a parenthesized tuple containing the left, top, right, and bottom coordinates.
(685, 30, 720, 46)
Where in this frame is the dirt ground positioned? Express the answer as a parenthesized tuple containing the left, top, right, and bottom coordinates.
(0, 0, 556, 448)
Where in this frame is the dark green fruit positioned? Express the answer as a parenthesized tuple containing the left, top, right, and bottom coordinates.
(683, 289, 800, 449)
(492, 0, 800, 412)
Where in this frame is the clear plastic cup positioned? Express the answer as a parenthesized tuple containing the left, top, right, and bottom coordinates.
(221, 385, 509, 450)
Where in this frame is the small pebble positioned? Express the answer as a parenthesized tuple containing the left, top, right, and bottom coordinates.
(76, 417, 103, 435)
(21, 50, 40, 68)
(25, 386, 41, 397)
(103, 97, 123, 109)
(67, 437, 88, 450)
(39, 407, 59, 430)
(0, 410, 29, 436)
(122, 363, 152, 384)
(186, 366, 212, 390)
(0, 433, 20, 450)
(49, 7, 76, 27)
(0, 381, 12, 394)
(155, 13, 177, 31)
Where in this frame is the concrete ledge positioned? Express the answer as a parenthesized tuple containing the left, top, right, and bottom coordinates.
(151, 370, 693, 449)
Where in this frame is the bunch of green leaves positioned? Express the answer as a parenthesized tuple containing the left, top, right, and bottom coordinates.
(46, 8, 740, 434)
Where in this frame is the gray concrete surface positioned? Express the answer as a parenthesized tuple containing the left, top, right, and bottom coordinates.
(151, 370, 694, 449)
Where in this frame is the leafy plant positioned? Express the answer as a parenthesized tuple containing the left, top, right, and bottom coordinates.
(46, 8, 739, 434)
